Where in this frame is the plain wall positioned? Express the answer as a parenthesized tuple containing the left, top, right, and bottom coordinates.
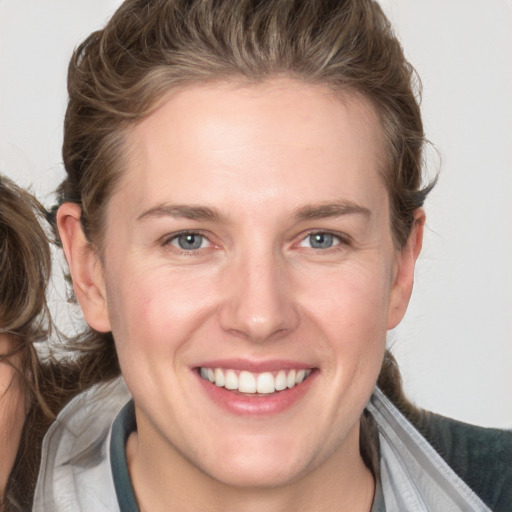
(1, 0, 511, 428)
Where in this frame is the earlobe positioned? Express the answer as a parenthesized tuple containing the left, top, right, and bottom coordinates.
(387, 209, 426, 330)
(57, 203, 112, 333)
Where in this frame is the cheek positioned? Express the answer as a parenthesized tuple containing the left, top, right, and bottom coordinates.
(298, 261, 392, 381)
(105, 266, 216, 363)
(0, 367, 26, 447)
(301, 261, 393, 336)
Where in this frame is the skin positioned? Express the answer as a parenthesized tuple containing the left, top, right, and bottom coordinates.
(58, 79, 424, 512)
(0, 334, 26, 505)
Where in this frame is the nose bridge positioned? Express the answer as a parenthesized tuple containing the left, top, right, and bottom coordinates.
(219, 243, 299, 342)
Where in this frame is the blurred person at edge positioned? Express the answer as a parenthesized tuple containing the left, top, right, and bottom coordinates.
(0, 175, 53, 511)
(0, 176, 96, 511)
(33, 0, 512, 511)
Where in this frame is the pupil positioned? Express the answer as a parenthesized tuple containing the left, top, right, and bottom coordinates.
(178, 234, 202, 250)
(311, 233, 333, 249)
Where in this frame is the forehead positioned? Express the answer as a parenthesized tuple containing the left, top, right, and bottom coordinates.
(113, 79, 388, 221)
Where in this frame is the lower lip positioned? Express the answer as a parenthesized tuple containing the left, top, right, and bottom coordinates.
(195, 370, 317, 416)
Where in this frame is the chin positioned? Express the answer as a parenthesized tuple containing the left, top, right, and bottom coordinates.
(197, 434, 313, 489)
(208, 459, 305, 489)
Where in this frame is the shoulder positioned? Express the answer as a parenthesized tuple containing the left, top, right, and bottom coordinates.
(410, 409, 512, 512)
(33, 377, 131, 511)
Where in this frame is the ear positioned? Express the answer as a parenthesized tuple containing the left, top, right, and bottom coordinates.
(57, 203, 111, 333)
(387, 209, 425, 330)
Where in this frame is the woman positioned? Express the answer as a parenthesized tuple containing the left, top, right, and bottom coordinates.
(34, 0, 511, 510)
(0, 176, 96, 511)
(0, 175, 53, 511)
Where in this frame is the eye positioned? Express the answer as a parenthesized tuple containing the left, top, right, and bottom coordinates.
(168, 232, 210, 251)
(299, 232, 341, 249)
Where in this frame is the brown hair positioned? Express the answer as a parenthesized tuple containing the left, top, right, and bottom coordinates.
(61, 0, 434, 247)
(58, 0, 434, 480)
(0, 175, 51, 412)
(0, 175, 52, 510)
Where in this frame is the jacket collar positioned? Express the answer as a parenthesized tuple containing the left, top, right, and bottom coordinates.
(34, 378, 491, 512)
(368, 388, 491, 511)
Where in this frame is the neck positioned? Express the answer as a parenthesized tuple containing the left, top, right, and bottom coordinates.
(126, 418, 375, 512)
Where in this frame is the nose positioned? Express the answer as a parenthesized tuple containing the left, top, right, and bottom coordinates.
(218, 251, 300, 343)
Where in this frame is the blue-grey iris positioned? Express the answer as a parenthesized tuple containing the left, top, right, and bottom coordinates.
(309, 233, 334, 249)
(177, 233, 203, 250)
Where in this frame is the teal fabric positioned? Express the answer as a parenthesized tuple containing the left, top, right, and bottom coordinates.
(408, 410, 512, 512)
(370, 479, 386, 512)
(110, 400, 139, 512)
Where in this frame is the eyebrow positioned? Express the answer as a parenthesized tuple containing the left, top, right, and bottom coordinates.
(293, 201, 372, 221)
(137, 200, 371, 223)
(137, 204, 224, 222)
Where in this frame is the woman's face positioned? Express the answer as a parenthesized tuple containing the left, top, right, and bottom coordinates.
(0, 334, 26, 495)
(68, 79, 422, 489)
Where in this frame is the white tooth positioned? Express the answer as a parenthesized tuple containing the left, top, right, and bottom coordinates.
(214, 368, 225, 387)
(200, 367, 208, 380)
(295, 369, 306, 384)
(275, 370, 287, 391)
(256, 372, 276, 394)
(287, 369, 296, 388)
(207, 368, 215, 383)
(238, 371, 257, 393)
(224, 370, 238, 390)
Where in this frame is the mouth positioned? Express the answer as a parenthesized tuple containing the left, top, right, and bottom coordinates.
(198, 367, 313, 395)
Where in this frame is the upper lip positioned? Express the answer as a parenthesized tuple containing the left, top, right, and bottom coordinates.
(194, 359, 315, 373)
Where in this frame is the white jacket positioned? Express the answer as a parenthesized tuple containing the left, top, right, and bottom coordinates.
(33, 378, 491, 511)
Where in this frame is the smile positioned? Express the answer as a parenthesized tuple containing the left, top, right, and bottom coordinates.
(199, 367, 313, 394)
